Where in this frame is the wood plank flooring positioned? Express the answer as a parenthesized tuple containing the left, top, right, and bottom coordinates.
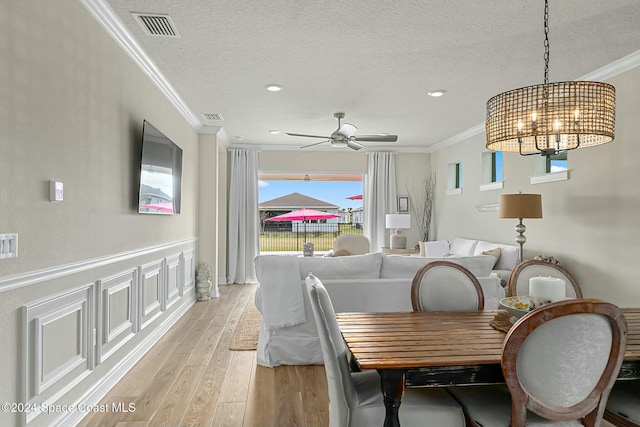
(77, 283, 618, 427)
(77, 283, 329, 427)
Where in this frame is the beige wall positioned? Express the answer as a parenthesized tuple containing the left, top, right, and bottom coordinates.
(0, 0, 199, 278)
(0, 2, 201, 425)
(431, 66, 640, 307)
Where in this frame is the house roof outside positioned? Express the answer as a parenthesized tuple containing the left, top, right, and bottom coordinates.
(259, 192, 338, 210)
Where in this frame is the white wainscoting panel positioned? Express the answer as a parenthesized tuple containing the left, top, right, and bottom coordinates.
(21, 283, 96, 425)
(163, 254, 181, 311)
(139, 259, 164, 330)
(182, 248, 195, 297)
(97, 269, 138, 363)
(15, 240, 196, 426)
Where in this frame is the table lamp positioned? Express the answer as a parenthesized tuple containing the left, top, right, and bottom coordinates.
(385, 214, 411, 249)
(499, 193, 542, 262)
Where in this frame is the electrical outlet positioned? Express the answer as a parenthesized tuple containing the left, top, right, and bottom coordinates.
(0, 234, 18, 259)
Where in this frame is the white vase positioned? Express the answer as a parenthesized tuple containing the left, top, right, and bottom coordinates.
(196, 279, 212, 301)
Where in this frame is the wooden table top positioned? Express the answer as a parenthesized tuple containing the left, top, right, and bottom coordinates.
(336, 308, 640, 371)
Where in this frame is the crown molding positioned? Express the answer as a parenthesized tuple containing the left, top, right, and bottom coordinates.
(80, 0, 204, 132)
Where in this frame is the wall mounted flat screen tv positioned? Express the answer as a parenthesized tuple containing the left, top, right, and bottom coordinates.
(138, 120, 183, 214)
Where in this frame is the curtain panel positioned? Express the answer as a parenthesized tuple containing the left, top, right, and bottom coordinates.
(364, 152, 397, 251)
(228, 149, 259, 284)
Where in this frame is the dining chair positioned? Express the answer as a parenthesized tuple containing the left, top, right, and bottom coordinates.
(333, 234, 371, 255)
(411, 261, 484, 311)
(305, 273, 466, 427)
(507, 259, 583, 298)
(447, 298, 628, 427)
(604, 380, 640, 427)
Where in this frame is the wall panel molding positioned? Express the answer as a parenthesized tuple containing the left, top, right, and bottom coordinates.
(15, 241, 196, 426)
(163, 254, 181, 311)
(182, 249, 195, 297)
(0, 238, 197, 293)
(97, 270, 138, 363)
(139, 260, 164, 330)
(21, 283, 96, 425)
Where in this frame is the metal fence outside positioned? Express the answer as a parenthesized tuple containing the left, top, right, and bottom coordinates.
(259, 222, 364, 253)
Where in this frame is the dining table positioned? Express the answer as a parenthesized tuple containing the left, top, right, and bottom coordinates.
(336, 308, 640, 427)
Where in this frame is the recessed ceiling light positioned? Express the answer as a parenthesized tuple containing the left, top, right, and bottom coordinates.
(427, 90, 447, 97)
(265, 84, 283, 92)
(269, 130, 280, 134)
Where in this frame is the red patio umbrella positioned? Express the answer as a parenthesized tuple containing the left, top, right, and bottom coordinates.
(140, 202, 174, 213)
(346, 194, 363, 200)
(266, 208, 341, 241)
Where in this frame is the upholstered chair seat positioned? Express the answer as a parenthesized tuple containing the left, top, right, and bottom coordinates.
(305, 273, 465, 427)
(448, 299, 627, 427)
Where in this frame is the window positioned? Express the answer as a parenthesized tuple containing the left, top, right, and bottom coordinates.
(531, 152, 569, 184)
(446, 162, 462, 195)
(480, 151, 504, 191)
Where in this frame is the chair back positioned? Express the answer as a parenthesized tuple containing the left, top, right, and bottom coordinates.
(502, 299, 627, 426)
(305, 274, 357, 426)
(411, 261, 484, 311)
(333, 234, 371, 255)
(507, 260, 582, 298)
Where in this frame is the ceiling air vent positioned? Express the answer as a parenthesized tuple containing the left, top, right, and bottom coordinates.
(203, 113, 224, 121)
(132, 13, 180, 37)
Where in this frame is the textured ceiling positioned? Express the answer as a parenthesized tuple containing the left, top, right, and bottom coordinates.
(99, 0, 640, 152)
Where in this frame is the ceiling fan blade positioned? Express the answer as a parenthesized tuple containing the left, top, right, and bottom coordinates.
(300, 140, 330, 149)
(347, 140, 365, 151)
(351, 134, 398, 142)
(337, 123, 358, 138)
(286, 132, 331, 139)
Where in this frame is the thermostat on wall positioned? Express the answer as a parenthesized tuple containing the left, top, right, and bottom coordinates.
(50, 181, 63, 202)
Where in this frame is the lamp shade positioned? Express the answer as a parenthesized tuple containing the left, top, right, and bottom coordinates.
(385, 214, 411, 229)
(499, 194, 542, 219)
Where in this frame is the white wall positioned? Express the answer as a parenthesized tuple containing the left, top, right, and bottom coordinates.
(431, 66, 640, 307)
(0, 1, 201, 425)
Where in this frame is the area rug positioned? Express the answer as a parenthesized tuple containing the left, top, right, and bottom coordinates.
(229, 298, 262, 351)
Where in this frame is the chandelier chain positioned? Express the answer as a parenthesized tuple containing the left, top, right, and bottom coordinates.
(544, 0, 550, 85)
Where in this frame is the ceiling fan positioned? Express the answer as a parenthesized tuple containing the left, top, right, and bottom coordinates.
(286, 112, 398, 151)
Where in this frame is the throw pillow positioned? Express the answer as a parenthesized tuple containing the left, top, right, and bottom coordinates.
(333, 249, 351, 257)
(482, 247, 501, 268)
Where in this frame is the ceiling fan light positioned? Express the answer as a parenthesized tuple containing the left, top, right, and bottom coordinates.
(347, 140, 365, 151)
(331, 140, 348, 148)
(337, 123, 358, 138)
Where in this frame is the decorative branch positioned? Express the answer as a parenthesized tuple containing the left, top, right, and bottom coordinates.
(408, 174, 437, 242)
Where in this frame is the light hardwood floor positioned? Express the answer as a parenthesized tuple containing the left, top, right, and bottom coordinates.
(77, 283, 329, 427)
(77, 283, 618, 427)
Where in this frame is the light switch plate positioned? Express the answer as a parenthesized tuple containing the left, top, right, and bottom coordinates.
(50, 181, 63, 201)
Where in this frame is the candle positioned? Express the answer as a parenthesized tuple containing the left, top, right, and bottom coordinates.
(529, 276, 565, 303)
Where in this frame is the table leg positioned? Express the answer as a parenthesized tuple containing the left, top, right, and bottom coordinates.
(378, 369, 405, 427)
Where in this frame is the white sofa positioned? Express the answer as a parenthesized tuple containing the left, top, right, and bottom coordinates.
(421, 238, 520, 285)
(254, 252, 504, 367)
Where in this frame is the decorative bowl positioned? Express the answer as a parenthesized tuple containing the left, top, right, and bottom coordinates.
(499, 296, 537, 320)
